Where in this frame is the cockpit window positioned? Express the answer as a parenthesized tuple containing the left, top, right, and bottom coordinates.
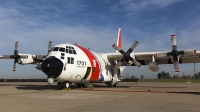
(53, 47, 59, 51)
(73, 50, 76, 54)
(69, 49, 72, 54)
(66, 46, 77, 55)
(59, 47, 65, 52)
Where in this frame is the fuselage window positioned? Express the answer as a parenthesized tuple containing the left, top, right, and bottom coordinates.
(61, 53, 65, 60)
(53, 47, 59, 51)
(71, 57, 74, 64)
(67, 57, 71, 64)
(66, 46, 69, 53)
(67, 57, 74, 64)
(66, 49, 68, 53)
(59, 47, 65, 52)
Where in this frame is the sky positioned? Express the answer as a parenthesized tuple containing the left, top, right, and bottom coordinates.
(0, 0, 200, 79)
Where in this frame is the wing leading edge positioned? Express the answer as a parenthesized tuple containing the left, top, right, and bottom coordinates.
(106, 51, 200, 66)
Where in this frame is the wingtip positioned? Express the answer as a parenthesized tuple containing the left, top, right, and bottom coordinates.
(194, 49, 196, 54)
(155, 53, 158, 58)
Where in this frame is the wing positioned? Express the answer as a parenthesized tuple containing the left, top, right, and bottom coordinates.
(106, 51, 200, 66)
(0, 41, 52, 71)
(0, 54, 46, 63)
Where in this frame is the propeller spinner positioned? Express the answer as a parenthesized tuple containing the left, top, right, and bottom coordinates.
(112, 41, 141, 70)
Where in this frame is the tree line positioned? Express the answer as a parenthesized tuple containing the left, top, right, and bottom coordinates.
(157, 71, 200, 79)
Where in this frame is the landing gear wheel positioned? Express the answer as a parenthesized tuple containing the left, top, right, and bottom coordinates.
(57, 82, 62, 90)
(77, 84, 86, 88)
(108, 80, 114, 87)
(62, 82, 70, 88)
(62, 82, 66, 88)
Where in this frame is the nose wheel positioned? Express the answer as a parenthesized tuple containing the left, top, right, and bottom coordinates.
(57, 82, 70, 90)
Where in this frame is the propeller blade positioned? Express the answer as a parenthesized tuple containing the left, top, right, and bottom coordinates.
(127, 41, 139, 53)
(3, 55, 11, 59)
(114, 61, 122, 70)
(171, 34, 176, 46)
(114, 58, 125, 70)
(171, 34, 177, 51)
(181, 49, 196, 55)
(129, 57, 141, 68)
(13, 62, 16, 72)
(48, 41, 52, 53)
(15, 42, 18, 51)
(174, 61, 179, 73)
(112, 44, 125, 54)
(14, 42, 18, 55)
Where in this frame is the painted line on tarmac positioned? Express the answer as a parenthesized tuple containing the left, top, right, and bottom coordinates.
(82, 89, 166, 93)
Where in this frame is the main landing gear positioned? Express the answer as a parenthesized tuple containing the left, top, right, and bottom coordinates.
(107, 69, 119, 87)
(57, 82, 70, 90)
(107, 79, 118, 87)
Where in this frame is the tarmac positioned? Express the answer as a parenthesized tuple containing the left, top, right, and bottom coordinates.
(0, 82, 200, 112)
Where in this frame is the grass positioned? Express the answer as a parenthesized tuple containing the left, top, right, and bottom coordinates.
(140, 79, 200, 82)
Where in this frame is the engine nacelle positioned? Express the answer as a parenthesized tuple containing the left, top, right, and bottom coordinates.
(148, 61, 159, 72)
(34, 62, 42, 70)
(19, 54, 35, 65)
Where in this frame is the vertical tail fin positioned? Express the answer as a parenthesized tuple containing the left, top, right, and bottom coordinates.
(116, 28, 122, 52)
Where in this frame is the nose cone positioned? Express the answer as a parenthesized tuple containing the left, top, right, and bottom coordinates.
(41, 57, 63, 78)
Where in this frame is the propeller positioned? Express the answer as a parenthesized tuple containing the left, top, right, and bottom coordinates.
(34, 41, 53, 60)
(3, 42, 28, 71)
(155, 34, 196, 73)
(112, 41, 141, 70)
(48, 41, 52, 53)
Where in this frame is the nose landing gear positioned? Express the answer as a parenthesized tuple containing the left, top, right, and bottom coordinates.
(57, 82, 70, 90)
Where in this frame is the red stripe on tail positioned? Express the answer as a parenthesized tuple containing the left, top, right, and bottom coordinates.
(117, 28, 122, 48)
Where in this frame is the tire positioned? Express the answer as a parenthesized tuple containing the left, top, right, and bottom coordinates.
(57, 82, 62, 90)
(107, 80, 113, 87)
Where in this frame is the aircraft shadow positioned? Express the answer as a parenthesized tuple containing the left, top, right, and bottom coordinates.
(15, 85, 58, 90)
(167, 92, 200, 95)
(130, 85, 187, 89)
(7, 84, 199, 96)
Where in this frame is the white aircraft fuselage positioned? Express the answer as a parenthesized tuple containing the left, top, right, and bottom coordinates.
(40, 43, 123, 88)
